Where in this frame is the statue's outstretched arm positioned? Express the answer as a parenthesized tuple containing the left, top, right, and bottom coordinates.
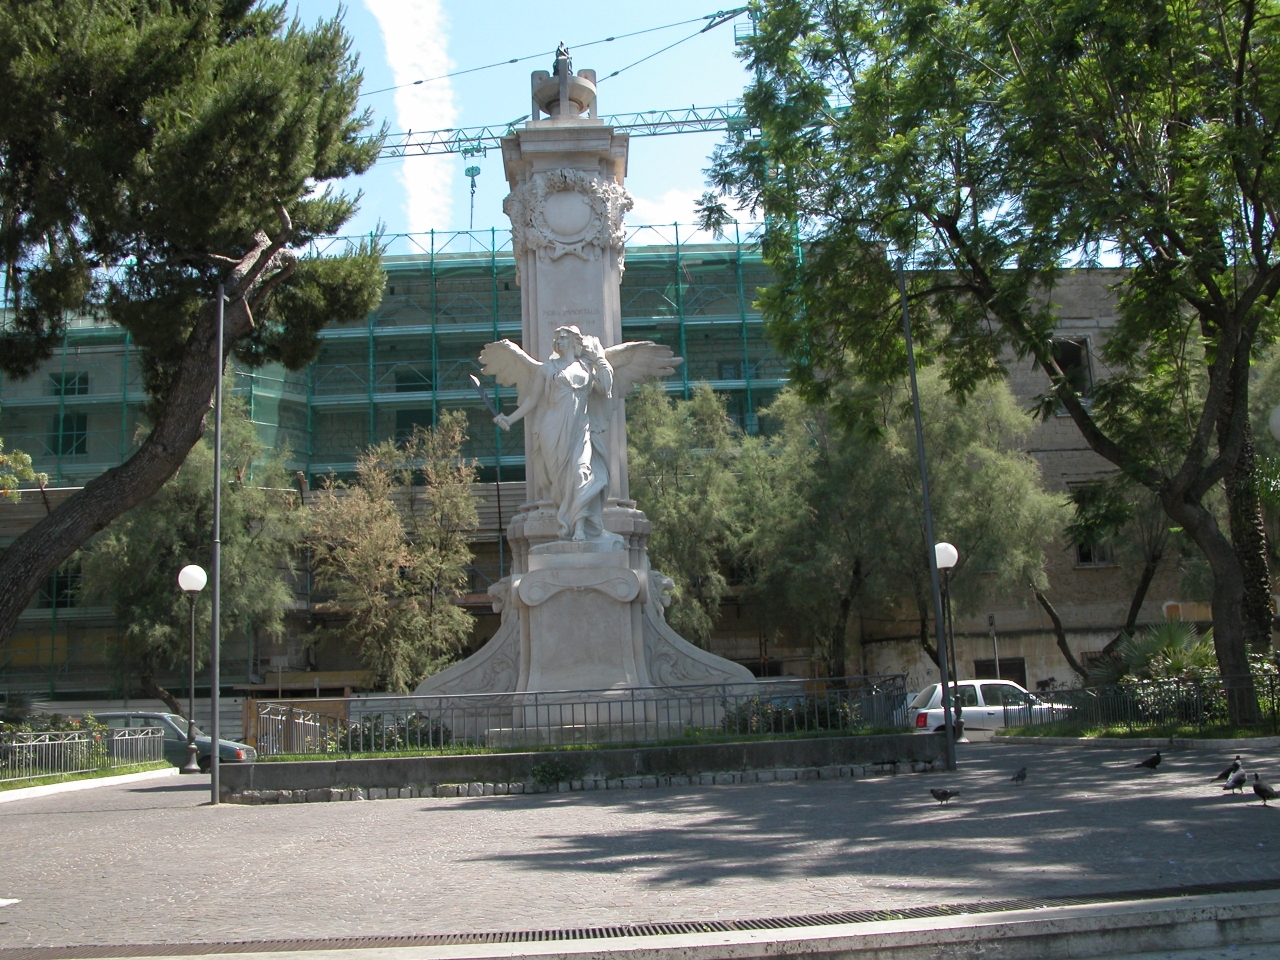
(495, 368, 544, 431)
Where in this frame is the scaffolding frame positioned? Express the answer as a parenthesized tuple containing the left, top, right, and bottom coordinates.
(0, 224, 786, 696)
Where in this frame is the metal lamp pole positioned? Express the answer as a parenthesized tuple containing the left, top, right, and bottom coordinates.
(936, 542, 964, 741)
(210, 284, 225, 804)
(898, 260, 956, 771)
(177, 564, 207, 773)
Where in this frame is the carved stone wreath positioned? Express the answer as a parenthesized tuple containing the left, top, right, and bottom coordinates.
(504, 169, 633, 278)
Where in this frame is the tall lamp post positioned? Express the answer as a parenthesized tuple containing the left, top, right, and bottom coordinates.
(935, 542, 965, 742)
(898, 260, 957, 770)
(176, 564, 207, 774)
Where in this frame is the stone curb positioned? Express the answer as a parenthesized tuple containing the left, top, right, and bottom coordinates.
(52, 890, 1280, 960)
(0, 765, 178, 804)
(994, 735, 1280, 749)
(224, 760, 936, 804)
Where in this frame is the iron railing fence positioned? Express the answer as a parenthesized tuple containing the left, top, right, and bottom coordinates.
(0, 727, 163, 785)
(1002, 675, 1280, 734)
(253, 676, 909, 756)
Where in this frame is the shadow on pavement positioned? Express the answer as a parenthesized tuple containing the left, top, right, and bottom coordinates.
(459, 743, 1280, 901)
(129, 780, 210, 793)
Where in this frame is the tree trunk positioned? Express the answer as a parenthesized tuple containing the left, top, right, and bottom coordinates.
(1101, 555, 1161, 657)
(1225, 421, 1273, 652)
(917, 608, 941, 668)
(0, 248, 269, 645)
(825, 562, 862, 679)
(140, 670, 185, 718)
(1165, 495, 1260, 724)
(1033, 587, 1088, 679)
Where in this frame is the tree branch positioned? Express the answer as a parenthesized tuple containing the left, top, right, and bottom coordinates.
(1033, 587, 1089, 679)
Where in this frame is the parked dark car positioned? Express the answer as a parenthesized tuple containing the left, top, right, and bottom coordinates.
(94, 712, 256, 771)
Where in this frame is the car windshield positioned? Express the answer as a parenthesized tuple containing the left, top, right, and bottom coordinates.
(165, 715, 204, 737)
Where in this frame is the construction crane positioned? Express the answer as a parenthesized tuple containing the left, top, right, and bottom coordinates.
(379, 103, 751, 160)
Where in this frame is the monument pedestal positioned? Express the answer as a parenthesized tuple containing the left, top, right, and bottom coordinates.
(519, 540, 644, 692)
(415, 499, 756, 706)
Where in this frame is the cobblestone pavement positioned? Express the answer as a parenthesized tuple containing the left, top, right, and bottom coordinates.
(3, 742, 1280, 948)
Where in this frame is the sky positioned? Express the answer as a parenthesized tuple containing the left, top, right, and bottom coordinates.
(290, 0, 759, 252)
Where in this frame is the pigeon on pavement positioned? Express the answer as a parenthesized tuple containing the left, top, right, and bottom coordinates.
(1135, 751, 1162, 770)
(1211, 756, 1243, 782)
(930, 788, 959, 804)
(1010, 766, 1027, 785)
(1223, 768, 1248, 794)
(1254, 774, 1278, 806)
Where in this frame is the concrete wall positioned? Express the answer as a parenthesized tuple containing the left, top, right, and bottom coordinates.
(220, 732, 944, 795)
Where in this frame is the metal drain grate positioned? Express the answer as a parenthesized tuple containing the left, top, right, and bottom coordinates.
(5, 877, 1280, 960)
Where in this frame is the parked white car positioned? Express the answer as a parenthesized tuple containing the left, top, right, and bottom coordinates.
(907, 679, 1062, 733)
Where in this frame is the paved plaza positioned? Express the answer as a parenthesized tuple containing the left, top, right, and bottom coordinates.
(3, 743, 1280, 949)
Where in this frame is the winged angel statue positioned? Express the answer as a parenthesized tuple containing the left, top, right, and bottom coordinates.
(481, 325, 680, 542)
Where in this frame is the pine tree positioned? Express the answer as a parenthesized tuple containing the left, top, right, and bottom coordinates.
(0, 0, 384, 644)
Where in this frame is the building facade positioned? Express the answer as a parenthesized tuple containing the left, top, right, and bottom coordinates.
(0, 226, 791, 697)
(0, 230, 1186, 700)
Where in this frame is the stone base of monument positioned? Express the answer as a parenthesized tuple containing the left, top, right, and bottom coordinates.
(415, 499, 756, 701)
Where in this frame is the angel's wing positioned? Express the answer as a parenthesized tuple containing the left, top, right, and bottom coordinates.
(603, 341, 683, 397)
(479, 339, 540, 403)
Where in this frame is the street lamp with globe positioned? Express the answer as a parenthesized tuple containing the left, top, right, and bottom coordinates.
(177, 564, 207, 774)
(934, 542, 966, 741)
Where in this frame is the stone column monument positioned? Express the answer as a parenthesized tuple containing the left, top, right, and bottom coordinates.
(414, 48, 755, 707)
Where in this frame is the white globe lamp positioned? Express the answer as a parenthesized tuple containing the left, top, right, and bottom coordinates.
(178, 564, 207, 593)
(176, 563, 206, 774)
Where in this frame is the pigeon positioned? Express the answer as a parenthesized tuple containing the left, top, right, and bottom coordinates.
(1010, 766, 1027, 785)
(1135, 751, 1162, 770)
(1254, 774, 1278, 806)
(1211, 756, 1243, 782)
(930, 788, 959, 804)
(1223, 768, 1248, 794)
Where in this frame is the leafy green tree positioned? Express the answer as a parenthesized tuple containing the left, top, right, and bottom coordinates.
(706, 0, 1280, 719)
(627, 384, 743, 645)
(0, 437, 45, 502)
(0, 0, 384, 645)
(79, 386, 302, 714)
(307, 412, 479, 693)
(734, 375, 1068, 677)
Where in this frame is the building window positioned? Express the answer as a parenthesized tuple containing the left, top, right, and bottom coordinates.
(50, 371, 88, 396)
(973, 657, 1027, 689)
(52, 412, 88, 456)
(719, 361, 742, 381)
(1051, 338, 1092, 408)
(38, 564, 80, 609)
(394, 409, 432, 440)
(1075, 540, 1113, 567)
(394, 368, 431, 393)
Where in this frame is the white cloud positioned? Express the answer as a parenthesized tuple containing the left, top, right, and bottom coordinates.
(364, 0, 456, 233)
(626, 188, 755, 242)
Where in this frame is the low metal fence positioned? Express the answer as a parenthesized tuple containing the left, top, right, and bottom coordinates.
(0, 727, 163, 785)
(1002, 675, 1280, 734)
(254, 675, 909, 756)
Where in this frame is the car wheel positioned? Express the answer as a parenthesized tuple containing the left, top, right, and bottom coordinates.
(197, 756, 211, 774)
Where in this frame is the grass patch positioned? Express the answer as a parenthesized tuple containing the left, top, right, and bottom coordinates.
(999, 722, 1280, 740)
(257, 726, 905, 762)
(0, 760, 170, 791)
